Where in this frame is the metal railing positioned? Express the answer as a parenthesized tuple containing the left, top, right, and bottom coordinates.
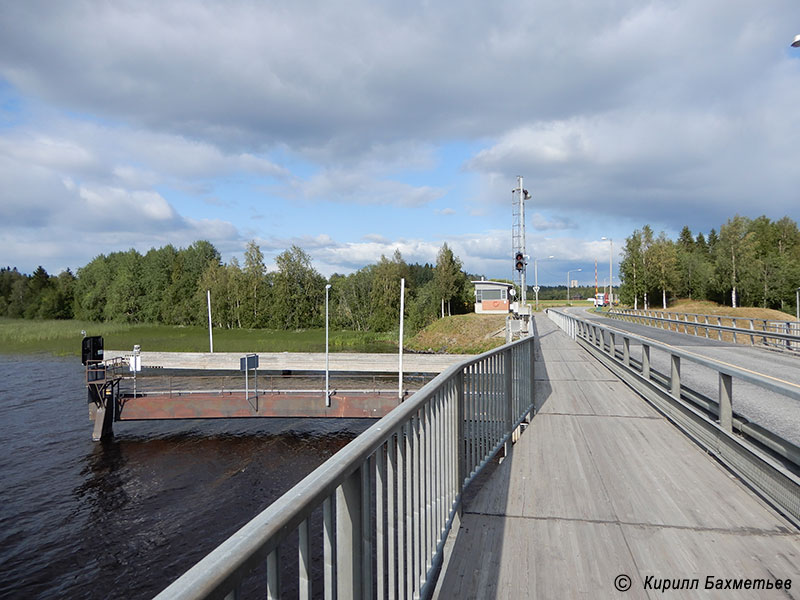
(155, 335, 535, 600)
(548, 309, 800, 526)
(608, 308, 800, 350)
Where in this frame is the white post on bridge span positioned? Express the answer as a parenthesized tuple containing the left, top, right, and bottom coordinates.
(207, 289, 213, 353)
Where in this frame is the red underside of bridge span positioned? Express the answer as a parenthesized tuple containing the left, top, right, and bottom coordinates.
(116, 392, 401, 420)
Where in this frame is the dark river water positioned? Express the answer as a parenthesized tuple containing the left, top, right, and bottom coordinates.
(0, 354, 374, 599)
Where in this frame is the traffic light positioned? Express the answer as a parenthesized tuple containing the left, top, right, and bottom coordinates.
(514, 252, 525, 271)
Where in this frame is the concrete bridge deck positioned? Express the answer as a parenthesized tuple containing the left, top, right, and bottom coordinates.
(435, 314, 800, 599)
(104, 350, 469, 373)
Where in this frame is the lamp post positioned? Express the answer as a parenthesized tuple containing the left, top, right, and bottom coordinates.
(792, 34, 800, 47)
(325, 283, 332, 407)
(567, 268, 582, 305)
(534, 255, 554, 311)
(601, 237, 613, 304)
(796, 287, 800, 322)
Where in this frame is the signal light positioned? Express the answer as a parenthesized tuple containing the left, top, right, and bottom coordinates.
(514, 252, 525, 271)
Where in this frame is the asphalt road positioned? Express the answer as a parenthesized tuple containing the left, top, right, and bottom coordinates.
(562, 307, 800, 446)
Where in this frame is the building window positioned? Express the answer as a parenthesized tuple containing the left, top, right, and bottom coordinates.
(477, 288, 507, 301)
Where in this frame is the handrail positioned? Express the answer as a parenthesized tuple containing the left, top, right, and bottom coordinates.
(608, 308, 800, 349)
(548, 309, 800, 527)
(155, 335, 535, 600)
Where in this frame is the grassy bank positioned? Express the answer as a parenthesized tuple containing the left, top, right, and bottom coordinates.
(657, 299, 797, 321)
(406, 313, 507, 354)
(3, 312, 523, 357)
(0, 318, 397, 355)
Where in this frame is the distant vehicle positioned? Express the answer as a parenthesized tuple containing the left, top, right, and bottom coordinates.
(594, 292, 609, 307)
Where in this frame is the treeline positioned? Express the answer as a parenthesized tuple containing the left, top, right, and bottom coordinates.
(619, 215, 800, 313)
(0, 241, 476, 333)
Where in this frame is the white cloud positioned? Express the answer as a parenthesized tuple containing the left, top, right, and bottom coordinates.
(1, 0, 800, 281)
(289, 169, 445, 207)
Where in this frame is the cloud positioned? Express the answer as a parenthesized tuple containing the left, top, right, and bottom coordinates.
(1, 0, 800, 281)
(288, 169, 445, 207)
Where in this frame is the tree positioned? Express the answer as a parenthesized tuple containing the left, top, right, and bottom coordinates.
(74, 255, 111, 321)
(140, 245, 177, 322)
(434, 243, 463, 317)
(105, 249, 144, 322)
(369, 250, 409, 332)
(715, 216, 755, 308)
(330, 268, 373, 331)
(38, 269, 75, 319)
(163, 241, 221, 325)
(648, 232, 678, 309)
(242, 241, 268, 328)
(270, 245, 326, 329)
(619, 230, 643, 309)
(407, 279, 440, 332)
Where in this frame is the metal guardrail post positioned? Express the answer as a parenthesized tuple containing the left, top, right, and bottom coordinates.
(642, 344, 651, 380)
(670, 354, 681, 398)
(719, 373, 733, 432)
(623, 337, 630, 367)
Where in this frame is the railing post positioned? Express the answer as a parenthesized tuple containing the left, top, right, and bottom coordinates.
(529, 337, 536, 418)
(642, 344, 651, 380)
(670, 354, 681, 398)
(337, 467, 363, 600)
(623, 337, 630, 367)
(299, 519, 311, 600)
(267, 549, 280, 600)
(324, 496, 335, 600)
(504, 348, 513, 457)
(456, 370, 465, 500)
(719, 373, 733, 432)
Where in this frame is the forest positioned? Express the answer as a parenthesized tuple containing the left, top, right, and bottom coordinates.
(618, 215, 800, 314)
(0, 241, 474, 334)
(4, 214, 799, 331)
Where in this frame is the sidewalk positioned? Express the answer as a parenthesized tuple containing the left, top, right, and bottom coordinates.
(435, 314, 800, 599)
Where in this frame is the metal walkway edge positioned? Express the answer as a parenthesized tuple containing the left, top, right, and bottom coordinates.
(435, 314, 800, 599)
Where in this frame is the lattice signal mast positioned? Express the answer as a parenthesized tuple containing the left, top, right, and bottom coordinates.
(512, 176, 531, 308)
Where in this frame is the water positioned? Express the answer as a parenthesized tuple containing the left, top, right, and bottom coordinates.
(0, 355, 372, 599)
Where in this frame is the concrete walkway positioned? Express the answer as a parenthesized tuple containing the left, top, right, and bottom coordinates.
(435, 314, 800, 599)
(104, 350, 470, 373)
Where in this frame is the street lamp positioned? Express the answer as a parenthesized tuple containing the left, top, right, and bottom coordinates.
(796, 287, 800, 322)
(601, 237, 613, 304)
(792, 34, 800, 47)
(566, 268, 582, 305)
(534, 255, 554, 311)
(325, 283, 332, 407)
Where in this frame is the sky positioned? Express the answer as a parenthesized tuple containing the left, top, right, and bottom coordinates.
(1, 1, 799, 287)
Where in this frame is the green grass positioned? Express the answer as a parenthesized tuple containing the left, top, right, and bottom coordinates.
(0, 318, 398, 355)
(531, 299, 594, 309)
(406, 313, 508, 354)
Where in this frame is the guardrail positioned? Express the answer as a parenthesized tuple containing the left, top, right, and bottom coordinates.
(155, 335, 535, 600)
(548, 309, 800, 527)
(607, 308, 800, 350)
